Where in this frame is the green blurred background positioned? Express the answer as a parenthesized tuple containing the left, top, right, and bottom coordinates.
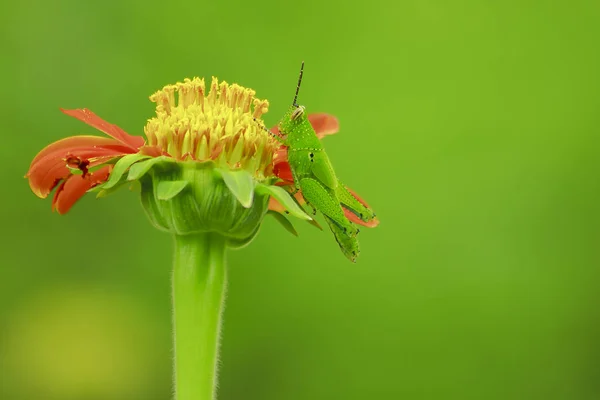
(2, 0, 600, 399)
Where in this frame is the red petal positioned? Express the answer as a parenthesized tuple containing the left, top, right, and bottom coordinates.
(270, 125, 282, 137)
(270, 113, 339, 140)
(344, 208, 380, 228)
(308, 113, 339, 139)
(29, 135, 134, 168)
(345, 187, 373, 209)
(273, 146, 288, 162)
(273, 161, 294, 182)
(29, 154, 118, 199)
(342, 187, 380, 228)
(52, 165, 112, 214)
(139, 145, 164, 157)
(61, 108, 145, 149)
(268, 197, 285, 213)
(27, 139, 133, 198)
(268, 191, 306, 213)
(31, 163, 70, 199)
(29, 146, 132, 178)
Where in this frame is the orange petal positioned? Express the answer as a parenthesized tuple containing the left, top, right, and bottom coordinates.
(27, 141, 132, 198)
(29, 154, 118, 199)
(344, 208, 380, 228)
(270, 113, 339, 139)
(31, 162, 70, 199)
(273, 160, 294, 182)
(308, 113, 339, 139)
(139, 145, 164, 157)
(342, 187, 380, 228)
(52, 165, 112, 214)
(29, 136, 134, 168)
(268, 191, 306, 213)
(273, 146, 288, 162)
(270, 125, 282, 137)
(345, 187, 373, 209)
(29, 146, 132, 177)
(61, 108, 145, 149)
(268, 197, 285, 213)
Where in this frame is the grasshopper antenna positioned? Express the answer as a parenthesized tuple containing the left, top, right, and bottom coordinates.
(292, 61, 305, 106)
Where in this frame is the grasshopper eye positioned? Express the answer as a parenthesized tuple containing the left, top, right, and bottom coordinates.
(290, 105, 305, 121)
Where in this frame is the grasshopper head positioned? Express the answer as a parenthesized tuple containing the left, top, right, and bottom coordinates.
(278, 104, 308, 135)
(278, 62, 309, 135)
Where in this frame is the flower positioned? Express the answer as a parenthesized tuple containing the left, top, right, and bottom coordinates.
(27, 77, 316, 247)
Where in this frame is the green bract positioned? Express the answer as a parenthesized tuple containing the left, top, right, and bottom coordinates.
(95, 155, 311, 248)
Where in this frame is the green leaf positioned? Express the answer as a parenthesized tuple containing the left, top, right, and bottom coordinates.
(255, 184, 312, 221)
(128, 156, 171, 181)
(103, 154, 151, 189)
(216, 168, 255, 208)
(267, 211, 298, 236)
(156, 180, 189, 200)
(284, 188, 323, 231)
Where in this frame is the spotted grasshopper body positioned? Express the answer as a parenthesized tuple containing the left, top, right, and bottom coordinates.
(272, 63, 376, 262)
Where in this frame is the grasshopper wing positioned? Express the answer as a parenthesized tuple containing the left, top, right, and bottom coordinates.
(309, 150, 338, 190)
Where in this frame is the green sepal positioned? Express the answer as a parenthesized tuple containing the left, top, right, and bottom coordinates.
(226, 224, 262, 249)
(95, 181, 129, 198)
(157, 180, 189, 200)
(67, 167, 83, 176)
(103, 154, 151, 189)
(128, 156, 174, 181)
(267, 210, 298, 236)
(215, 168, 255, 208)
(284, 188, 323, 231)
(139, 161, 269, 242)
(128, 180, 142, 192)
(255, 184, 312, 221)
(306, 217, 323, 231)
(140, 175, 169, 232)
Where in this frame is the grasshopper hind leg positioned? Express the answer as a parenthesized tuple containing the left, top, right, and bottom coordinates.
(298, 177, 359, 237)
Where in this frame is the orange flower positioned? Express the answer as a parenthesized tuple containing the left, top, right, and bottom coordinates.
(26, 77, 279, 217)
(269, 113, 379, 228)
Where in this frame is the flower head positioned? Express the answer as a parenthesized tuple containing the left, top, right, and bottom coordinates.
(26, 77, 314, 246)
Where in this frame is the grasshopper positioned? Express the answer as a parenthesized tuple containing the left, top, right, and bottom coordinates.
(270, 62, 377, 262)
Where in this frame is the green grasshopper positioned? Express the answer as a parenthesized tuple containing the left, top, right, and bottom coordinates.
(270, 62, 377, 262)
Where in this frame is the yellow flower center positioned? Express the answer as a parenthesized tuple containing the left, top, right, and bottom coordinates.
(144, 77, 278, 179)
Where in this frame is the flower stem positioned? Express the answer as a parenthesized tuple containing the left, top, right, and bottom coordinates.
(172, 233, 227, 400)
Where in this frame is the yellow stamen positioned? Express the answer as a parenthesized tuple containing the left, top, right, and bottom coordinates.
(144, 77, 278, 179)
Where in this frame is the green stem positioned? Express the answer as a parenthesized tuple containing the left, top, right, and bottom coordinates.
(172, 233, 227, 400)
